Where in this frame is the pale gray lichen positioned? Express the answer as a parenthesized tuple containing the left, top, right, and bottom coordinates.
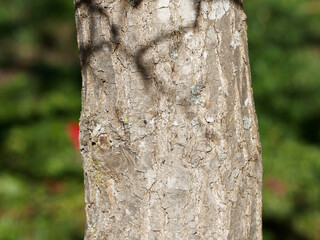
(170, 40, 181, 59)
(190, 84, 205, 105)
(191, 84, 205, 95)
(243, 116, 251, 130)
(218, 151, 227, 160)
(170, 47, 179, 59)
(190, 95, 203, 105)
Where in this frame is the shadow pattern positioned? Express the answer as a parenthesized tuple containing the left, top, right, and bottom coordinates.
(74, 0, 243, 96)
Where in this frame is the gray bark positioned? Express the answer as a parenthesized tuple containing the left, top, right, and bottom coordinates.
(74, 0, 262, 239)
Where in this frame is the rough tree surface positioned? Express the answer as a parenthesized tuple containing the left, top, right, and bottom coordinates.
(74, 0, 262, 239)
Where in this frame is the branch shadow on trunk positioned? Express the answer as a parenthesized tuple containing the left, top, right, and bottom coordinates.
(74, 0, 243, 96)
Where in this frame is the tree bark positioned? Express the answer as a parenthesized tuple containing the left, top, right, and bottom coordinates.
(74, 0, 262, 239)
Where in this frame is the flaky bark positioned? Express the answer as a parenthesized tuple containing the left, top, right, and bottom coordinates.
(74, 0, 262, 239)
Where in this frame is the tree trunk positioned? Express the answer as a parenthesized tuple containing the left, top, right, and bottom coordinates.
(74, 0, 262, 239)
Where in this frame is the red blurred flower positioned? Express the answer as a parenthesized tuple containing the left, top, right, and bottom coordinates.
(47, 179, 66, 194)
(66, 122, 79, 151)
(265, 177, 287, 197)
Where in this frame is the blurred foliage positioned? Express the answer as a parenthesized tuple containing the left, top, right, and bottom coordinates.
(245, 0, 320, 239)
(0, 0, 84, 239)
(0, 0, 319, 239)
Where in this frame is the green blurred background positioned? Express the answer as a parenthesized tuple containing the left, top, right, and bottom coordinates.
(0, 0, 319, 239)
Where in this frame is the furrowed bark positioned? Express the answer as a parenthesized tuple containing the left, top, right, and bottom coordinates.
(74, 0, 262, 239)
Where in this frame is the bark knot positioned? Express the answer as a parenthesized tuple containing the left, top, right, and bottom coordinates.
(98, 133, 112, 150)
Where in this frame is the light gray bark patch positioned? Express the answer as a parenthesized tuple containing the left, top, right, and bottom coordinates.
(243, 116, 251, 130)
(161, 189, 188, 210)
(227, 193, 245, 240)
(249, 192, 258, 239)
